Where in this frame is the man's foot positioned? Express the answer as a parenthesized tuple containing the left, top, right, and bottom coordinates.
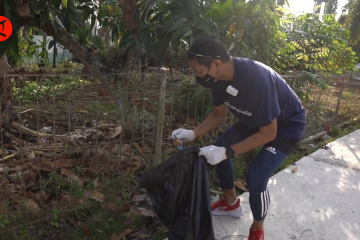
(248, 228, 265, 240)
(211, 198, 244, 218)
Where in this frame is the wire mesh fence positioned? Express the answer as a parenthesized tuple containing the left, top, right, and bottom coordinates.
(0, 71, 360, 238)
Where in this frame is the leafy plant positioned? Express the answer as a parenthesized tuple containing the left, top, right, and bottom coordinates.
(50, 209, 61, 228)
(0, 215, 10, 228)
(281, 12, 358, 75)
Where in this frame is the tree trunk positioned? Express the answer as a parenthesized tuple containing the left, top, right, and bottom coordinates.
(0, 54, 16, 130)
(118, 0, 138, 79)
(116, 0, 141, 137)
(104, 27, 111, 49)
(0, 54, 12, 104)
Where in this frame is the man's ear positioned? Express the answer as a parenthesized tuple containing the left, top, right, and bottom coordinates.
(213, 59, 221, 68)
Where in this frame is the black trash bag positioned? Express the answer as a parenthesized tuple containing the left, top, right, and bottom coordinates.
(138, 146, 215, 240)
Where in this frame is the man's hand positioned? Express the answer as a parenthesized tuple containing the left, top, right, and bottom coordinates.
(172, 128, 196, 142)
(199, 145, 227, 165)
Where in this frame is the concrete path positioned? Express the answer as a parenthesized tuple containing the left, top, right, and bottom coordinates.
(213, 129, 360, 240)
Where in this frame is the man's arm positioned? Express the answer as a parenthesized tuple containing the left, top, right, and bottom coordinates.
(193, 103, 227, 138)
(230, 118, 277, 155)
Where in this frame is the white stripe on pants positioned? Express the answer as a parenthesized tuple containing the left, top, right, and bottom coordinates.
(261, 189, 270, 218)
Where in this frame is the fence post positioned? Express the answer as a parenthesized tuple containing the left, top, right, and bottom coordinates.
(334, 76, 346, 124)
(154, 73, 167, 166)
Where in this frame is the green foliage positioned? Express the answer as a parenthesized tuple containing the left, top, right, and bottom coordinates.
(135, 0, 218, 65)
(0, 215, 10, 228)
(91, 36, 106, 50)
(346, 0, 360, 45)
(12, 76, 89, 103)
(5, 28, 36, 66)
(0, 0, 357, 77)
(207, 0, 283, 64)
(92, 45, 126, 70)
(61, 0, 80, 34)
(74, 23, 93, 49)
(281, 12, 358, 75)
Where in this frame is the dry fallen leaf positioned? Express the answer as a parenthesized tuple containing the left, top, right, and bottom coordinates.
(234, 179, 248, 192)
(32, 163, 57, 172)
(104, 202, 120, 213)
(22, 170, 37, 190)
(23, 151, 35, 161)
(77, 222, 90, 237)
(17, 198, 42, 213)
(0, 177, 12, 213)
(158, 225, 169, 234)
(97, 125, 122, 139)
(59, 194, 73, 204)
(122, 155, 143, 173)
(61, 168, 84, 188)
(110, 228, 133, 240)
(291, 166, 298, 173)
(135, 207, 156, 217)
(130, 228, 153, 239)
(93, 176, 99, 188)
(52, 159, 73, 168)
(35, 190, 46, 202)
(78, 109, 89, 114)
(84, 191, 105, 202)
(111, 143, 130, 154)
(24, 191, 37, 200)
(82, 147, 110, 168)
(40, 158, 52, 164)
(0, 164, 10, 173)
(210, 189, 224, 195)
(10, 165, 24, 172)
(131, 142, 147, 158)
(0, 176, 10, 190)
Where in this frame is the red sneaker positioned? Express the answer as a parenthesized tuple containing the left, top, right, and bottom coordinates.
(248, 228, 265, 240)
(211, 198, 244, 218)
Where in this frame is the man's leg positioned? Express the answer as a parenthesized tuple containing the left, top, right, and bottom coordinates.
(245, 148, 288, 229)
(213, 124, 250, 204)
(210, 123, 258, 218)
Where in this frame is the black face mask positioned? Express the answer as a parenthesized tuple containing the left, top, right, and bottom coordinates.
(196, 67, 219, 88)
(196, 74, 216, 88)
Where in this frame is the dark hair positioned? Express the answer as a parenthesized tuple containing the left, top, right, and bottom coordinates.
(187, 36, 231, 68)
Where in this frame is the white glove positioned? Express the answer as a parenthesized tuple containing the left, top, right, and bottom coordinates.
(172, 128, 196, 142)
(198, 145, 227, 165)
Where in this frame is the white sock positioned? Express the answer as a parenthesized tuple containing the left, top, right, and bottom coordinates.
(228, 198, 238, 206)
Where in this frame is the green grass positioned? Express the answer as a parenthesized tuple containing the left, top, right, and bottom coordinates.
(12, 76, 93, 104)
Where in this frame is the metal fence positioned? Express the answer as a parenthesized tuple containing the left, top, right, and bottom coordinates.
(1, 72, 360, 160)
(0, 72, 359, 238)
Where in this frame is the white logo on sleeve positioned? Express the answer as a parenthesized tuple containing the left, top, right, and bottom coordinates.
(266, 147, 276, 154)
(225, 102, 252, 116)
